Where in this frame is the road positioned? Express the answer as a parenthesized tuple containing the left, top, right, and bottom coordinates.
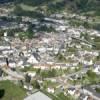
(1, 67, 24, 80)
(71, 36, 94, 46)
(65, 68, 89, 78)
(0, 76, 19, 81)
(45, 68, 89, 81)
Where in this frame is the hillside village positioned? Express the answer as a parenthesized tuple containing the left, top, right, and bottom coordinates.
(0, 0, 100, 100)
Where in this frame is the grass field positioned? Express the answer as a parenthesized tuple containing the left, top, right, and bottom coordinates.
(20, 4, 36, 11)
(0, 80, 26, 100)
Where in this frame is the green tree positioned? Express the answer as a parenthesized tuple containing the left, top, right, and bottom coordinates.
(87, 70, 97, 78)
(25, 74, 31, 83)
(96, 52, 100, 60)
(86, 70, 97, 84)
(18, 80, 24, 87)
(31, 80, 40, 89)
(14, 5, 23, 16)
(27, 24, 35, 39)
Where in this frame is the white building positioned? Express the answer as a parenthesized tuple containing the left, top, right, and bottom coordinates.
(27, 55, 38, 64)
(47, 88, 54, 93)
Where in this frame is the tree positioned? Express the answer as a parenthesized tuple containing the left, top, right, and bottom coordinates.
(41, 69, 57, 78)
(16, 16, 22, 23)
(96, 52, 100, 60)
(18, 80, 24, 87)
(48, 69, 55, 78)
(56, 52, 66, 62)
(14, 5, 23, 16)
(36, 68, 41, 75)
(25, 74, 31, 83)
(83, 32, 92, 42)
(56, 92, 75, 100)
(87, 70, 97, 78)
(75, 0, 88, 9)
(95, 88, 100, 93)
(0, 68, 3, 77)
(31, 80, 40, 89)
(93, 23, 100, 31)
(83, 22, 90, 29)
(27, 24, 35, 39)
(86, 70, 97, 84)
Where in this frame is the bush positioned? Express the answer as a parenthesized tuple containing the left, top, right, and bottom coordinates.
(95, 88, 100, 93)
(87, 70, 97, 78)
(31, 80, 40, 89)
(14, 6, 44, 19)
(41, 69, 57, 78)
(38, 25, 55, 32)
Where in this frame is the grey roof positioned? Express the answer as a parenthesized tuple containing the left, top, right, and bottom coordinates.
(80, 93, 87, 100)
(68, 87, 75, 91)
(32, 52, 41, 61)
(84, 86, 100, 98)
(24, 91, 52, 100)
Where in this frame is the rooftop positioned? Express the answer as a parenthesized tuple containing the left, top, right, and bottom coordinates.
(24, 91, 52, 100)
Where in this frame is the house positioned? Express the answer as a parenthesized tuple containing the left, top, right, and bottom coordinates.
(27, 55, 38, 64)
(32, 53, 41, 61)
(69, 75, 77, 81)
(38, 47, 46, 53)
(27, 71, 36, 77)
(4, 32, 7, 37)
(93, 61, 100, 74)
(93, 66, 100, 74)
(33, 63, 51, 70)
(24, 91, 52, 100)
(82, 60, 93, 66)
(53, 48, 59, 54)
(52, 64, 61, 69)
(2, 49, 14, 55)
(24, 84, 33, 91)
(9, 60, 16, 68)
(74, 90, 80, 98)
(47, 87, 55, 93)
(44, 17, 65, 24)
(0, 45, 10, 50)
(56, 25, 66, 31)
(94, 61, 100, 67)
(67, 87, 76, 95)
(17, 60, 24, 67)
(61, 64, 68, 70)
(50, 14, 64, 19)
(82, 86, 100, 100)
(80, 94, 93, 100)
(45, 78, 57, 83)
(0, 68, 3, 77)
(17, 57, 30, 68)
(0, 57, 6, 66)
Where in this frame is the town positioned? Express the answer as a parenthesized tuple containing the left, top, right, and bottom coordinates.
(0, 0, 100, 100)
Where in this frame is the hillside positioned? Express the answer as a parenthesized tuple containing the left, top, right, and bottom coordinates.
(0, 0, 100, 15)
(0, 0, 100, 16)
(0, 0, 14, 3)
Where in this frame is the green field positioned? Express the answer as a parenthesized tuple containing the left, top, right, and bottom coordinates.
(0, 80, 26, 100)
(20, 4, 36, 11)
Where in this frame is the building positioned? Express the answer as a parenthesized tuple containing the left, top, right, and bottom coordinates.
(83, 86, 100, 100)
(24, 91, 52, 100)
